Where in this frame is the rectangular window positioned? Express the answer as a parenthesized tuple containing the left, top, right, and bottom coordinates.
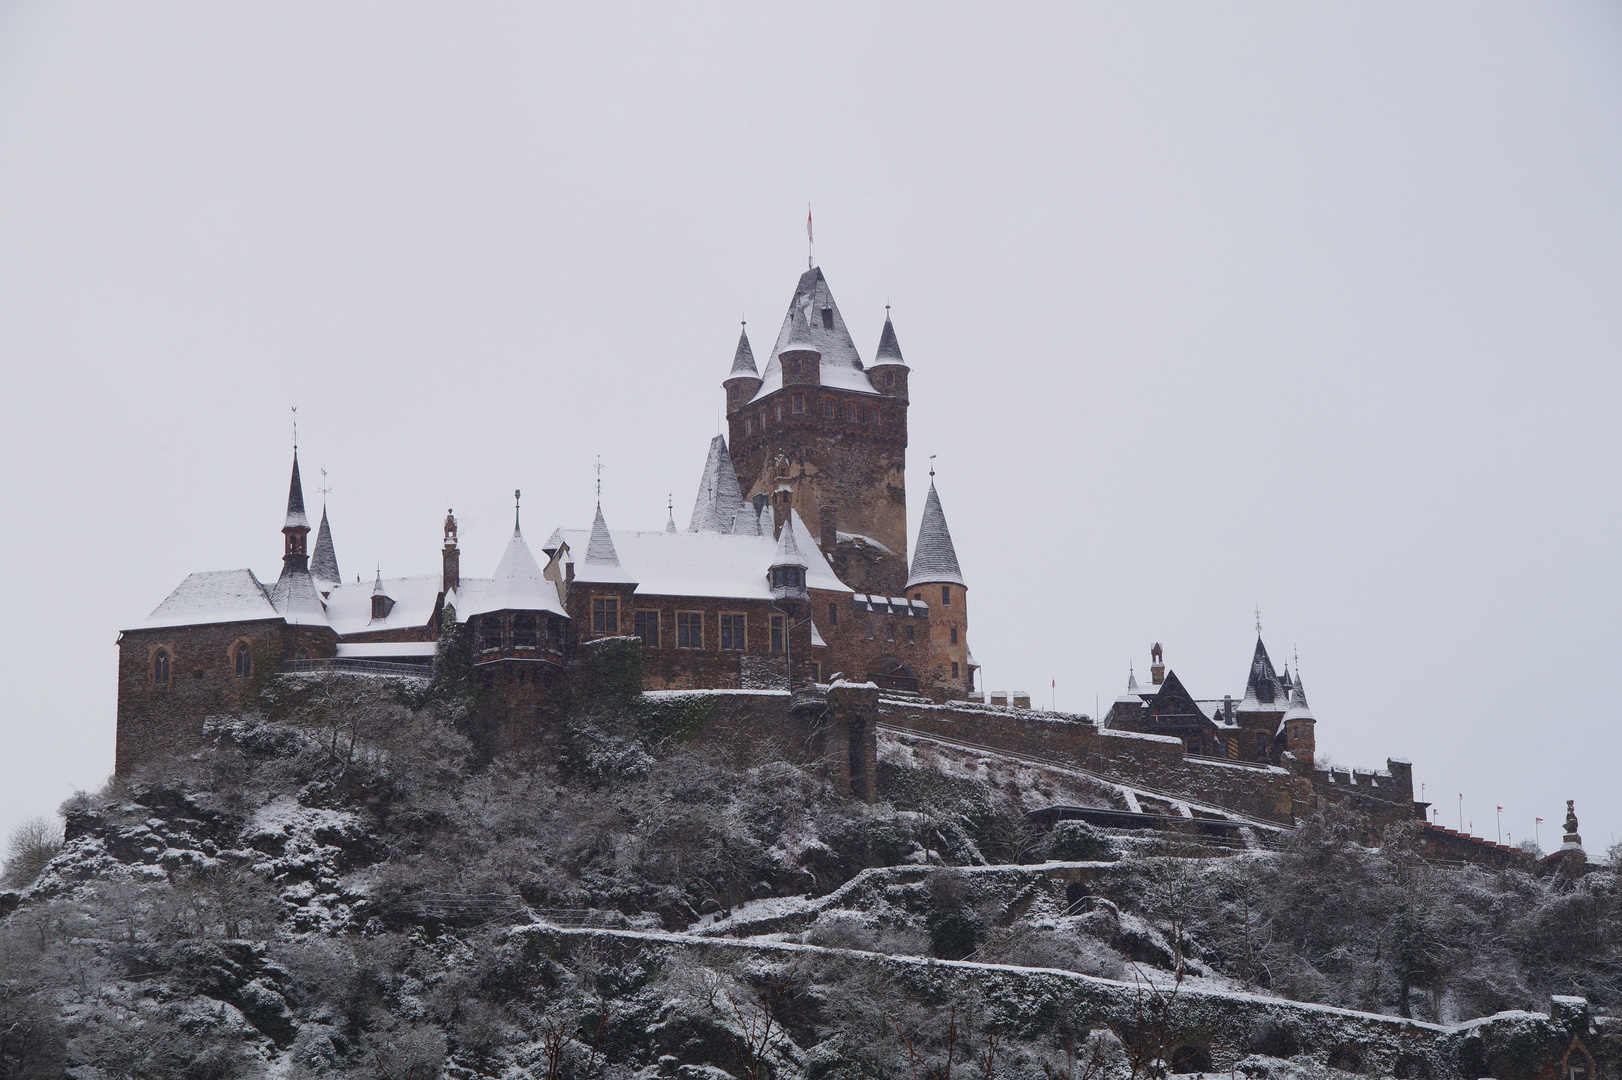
(885, 624, 895, 642)
(792, 394, 805, 414)
(821, 306, 834, 329)
(869, 408, 879, 423)
(776, 403, 783, 422)
(845, 401, 857, 421)
(591, 597, 619, 634)
(720, 613, 746, 651)
(950, 627, 958, 645)
(828, 602, 838, 627)
(942, 586, 951, 607)
(886, 372, 894, 388)
(913, 592, 921, 601)
(677, 611, 703, 649)
(951, 662, 959, 679)
(906, 625, 915, 644)
(823, 399, 835, 419)
(745, 417, 753, 436)
(771, 614, 786, 652)
(811, 662, 822, 683)
(634, 610, 660, 648)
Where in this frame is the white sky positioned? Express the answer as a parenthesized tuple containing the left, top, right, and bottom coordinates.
(1, 4, 1618, 855)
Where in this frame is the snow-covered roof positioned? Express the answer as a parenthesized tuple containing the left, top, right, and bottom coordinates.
(871, 313, 907, 367)
(461, 527, 567, 617)
(132, 569, 281, 630)
(283, 454, 311, 532)
(268, 565, 328, 626)
(324, 574, 444, 636)
(554, 510, 849, 600)
(906, 482, 965, 589)
(749, 267, 880, 404)
(689, 436, 745, 534)
(772, 516, 809, 569)
(336, 641, 437, 659)
(310, 507, 340, 587)
(726, 325, 758, 379)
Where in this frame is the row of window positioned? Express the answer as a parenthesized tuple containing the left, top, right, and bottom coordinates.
(594, 599, 791, 653)
(150, 645, 252, 685)
(742, 396, 889, 437)
(476, 612, 560, 653)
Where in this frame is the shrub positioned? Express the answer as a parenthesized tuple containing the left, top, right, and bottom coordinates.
(1, 816, 63, 888)
(1043, 820, 1117, 862)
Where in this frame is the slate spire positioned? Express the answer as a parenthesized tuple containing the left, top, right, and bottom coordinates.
(1244, 637, 1283, 706)
(281, 451, 311, 570)
(729, 324, 759, 378)
(872, 309, 907, 367)
(586, 505, 621, 566)
(310, 507, 340, 586)
(688, 435, 745, 533)
(906, 478, 965, 590)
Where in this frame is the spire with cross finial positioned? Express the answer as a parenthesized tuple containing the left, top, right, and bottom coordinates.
(594, 457, 602, 508)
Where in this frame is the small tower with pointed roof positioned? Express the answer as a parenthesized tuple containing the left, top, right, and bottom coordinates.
(868, 307, 909, 403)
(907, 470, 974, 696)
(310, 507, 341, 592)
(723, 322, 762, 416)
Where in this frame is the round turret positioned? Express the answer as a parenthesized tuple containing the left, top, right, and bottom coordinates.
(869, 309, 910, 402)
(779, 306, 822, 389)
(723, 323, 762, 415)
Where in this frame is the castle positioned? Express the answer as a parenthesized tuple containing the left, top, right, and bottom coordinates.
(113, 261, 1430, 840)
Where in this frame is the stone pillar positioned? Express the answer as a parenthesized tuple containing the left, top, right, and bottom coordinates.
(827, 680, 879, 802)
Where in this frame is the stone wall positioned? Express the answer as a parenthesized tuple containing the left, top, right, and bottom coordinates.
(115, 619, 319, 776)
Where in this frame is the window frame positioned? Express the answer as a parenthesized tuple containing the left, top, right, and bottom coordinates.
(676, 610, 704, 650)
(949, 627, 958, 645)
(233, 644, 252, 679)
(828, 602, 838, 627)
(592, 596, 620, 635)
(152, 648, 171, 686)
(634, 609, 661, 648)
(942, 586, 951, 607)
(791, 393, 805, 414)
(719, 612, 747, 651)
(770, 613, 786, 653)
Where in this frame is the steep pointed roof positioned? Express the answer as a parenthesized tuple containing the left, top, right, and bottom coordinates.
(1235, 636, 1289, 712)
(687, 435, 745, 533)
(268, 563, 327, 626)
(1282, 684, 1315, 727)
(872, 312, 907, 367)
(781, 304, 819, 355)
(772, 515, 809, 569)
(727, 325, 759, 378)
(310, 508, 340, 585)
(906, 481, 965, 589)
(284, 453, 311, 531)
(752, 266, 879, 402)
(586, 505, 621, 565)
(371, 567, 386, 596)
(467, 523, 565, 617)
(665, 503, 677, 533)
(1145, 670, 1209, 723)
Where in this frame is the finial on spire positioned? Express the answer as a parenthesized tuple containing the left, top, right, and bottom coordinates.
(291, 406, 298, 451)
(595, 456, 603, 507)
(806, 204, 814, 270)
(318, 465, 331, 507)
(514, 489, 521, 532)
(929, 454, 937, 482)
(1255, 606, 1262, 636)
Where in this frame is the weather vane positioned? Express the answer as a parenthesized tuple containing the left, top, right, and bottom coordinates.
(595, 456, 603, 506)
(1255, 606, 1262, 636)
(929, 453, 937, 480)
(318, 466, 332, 505)
(291, 406, 298, 451)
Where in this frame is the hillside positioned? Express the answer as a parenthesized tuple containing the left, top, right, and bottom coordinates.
(2, 673, 1619, 1080)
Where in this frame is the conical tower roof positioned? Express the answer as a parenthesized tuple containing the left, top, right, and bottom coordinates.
(872, 311, 907, 367)
(781, 304, 819, 355)
(761, 266, 868, 383)
(906, 481, 965, 589)
(474, 517, 565, 616)
(772, 514, 809, 569)
(688, 435, 745, 533)
(586, 505, 620, 565)
(728, 325, 759, 378)
(1240, 637, 1284, 708)
(284, 453, 310, 531)
(310, 507, 340, 585)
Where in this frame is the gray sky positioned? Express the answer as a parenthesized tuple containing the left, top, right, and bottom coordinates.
(2, 4, 1618, 854)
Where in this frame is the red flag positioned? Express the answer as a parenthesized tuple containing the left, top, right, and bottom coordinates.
(1497, 806, 1503, 811)
(1536, 817, 1544, 823)
(807, 206, 813, 243)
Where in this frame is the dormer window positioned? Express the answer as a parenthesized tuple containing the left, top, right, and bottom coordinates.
(770, 566, 805, 590)
(371, 594, 394, 619)
(821, 307, 834, 329)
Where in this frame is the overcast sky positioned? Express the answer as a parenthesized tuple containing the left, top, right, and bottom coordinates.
(1, 3, 1618, 854)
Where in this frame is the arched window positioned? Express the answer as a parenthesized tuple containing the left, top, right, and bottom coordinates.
(234, 645, 252, 679)
(152, 650, 170, 685)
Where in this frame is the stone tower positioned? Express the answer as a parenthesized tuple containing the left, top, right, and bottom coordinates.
(907, 477, 974, 695)
(724, 267, 910, 596)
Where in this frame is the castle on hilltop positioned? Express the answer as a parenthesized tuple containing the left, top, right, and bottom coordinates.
(115, 265, 978, 773)
(120, 261, 1512, 858)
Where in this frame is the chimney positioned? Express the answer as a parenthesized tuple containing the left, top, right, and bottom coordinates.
(1224, 695, 1233, 722)
(819, 505, 838, 553)
(442, 510, 460, 592)
(1150, 642, 1165, 685)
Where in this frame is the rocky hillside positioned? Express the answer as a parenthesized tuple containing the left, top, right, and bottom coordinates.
(2, 674, 1619, 1079)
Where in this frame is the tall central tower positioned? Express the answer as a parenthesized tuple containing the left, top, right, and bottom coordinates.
(723, 267, 911, 596)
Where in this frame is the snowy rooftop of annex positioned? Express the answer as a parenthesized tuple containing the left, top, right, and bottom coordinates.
(553, 510, 850, 601)
(323, 574, 444, 636)
(132, 569, 282, 630)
